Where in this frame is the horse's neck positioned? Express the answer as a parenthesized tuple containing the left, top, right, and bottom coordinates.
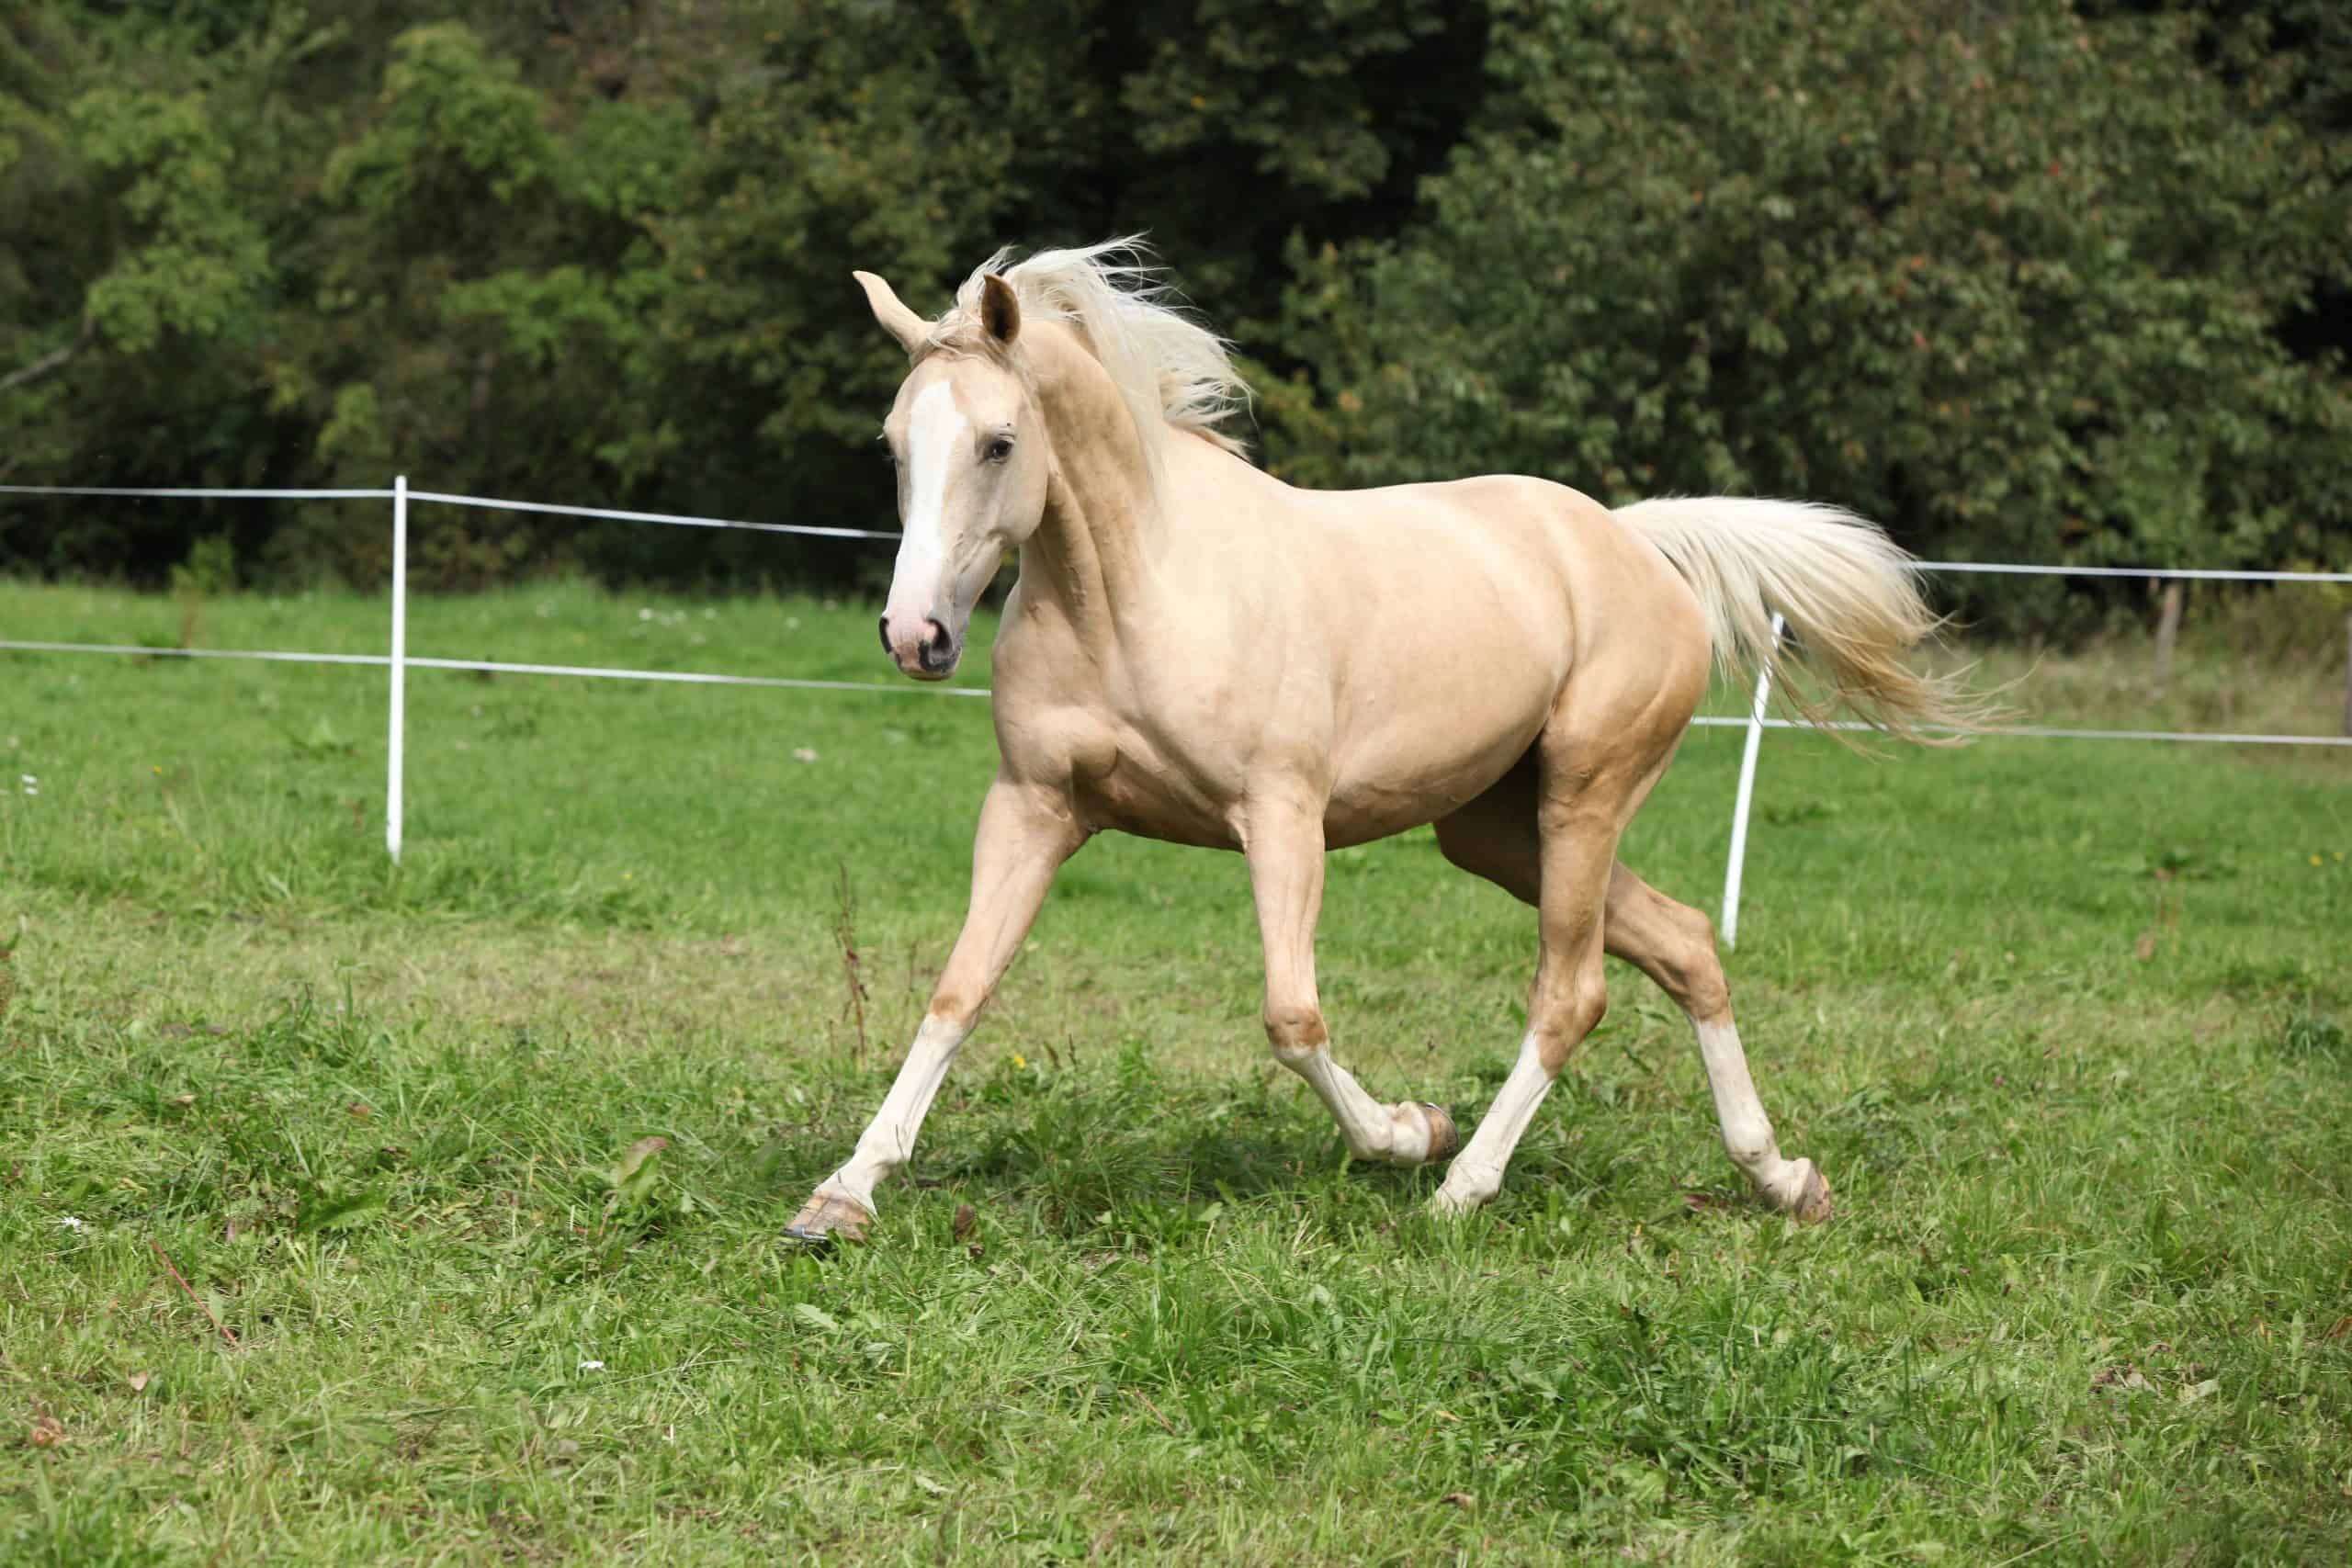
(1015, 354, 1162, 647)
(1021, 473, 1140, 636)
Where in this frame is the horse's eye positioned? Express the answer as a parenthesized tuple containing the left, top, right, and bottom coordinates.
(984, 438, 1014, 463)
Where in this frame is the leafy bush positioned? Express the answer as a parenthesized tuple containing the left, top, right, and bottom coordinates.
(1265, 0, 2352, 636)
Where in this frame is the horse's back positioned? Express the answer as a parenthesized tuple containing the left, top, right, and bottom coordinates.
(1252, 466, 1707, 661)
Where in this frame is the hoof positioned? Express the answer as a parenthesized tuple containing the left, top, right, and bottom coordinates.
(1786, 1160, 1835, 1224)
(784, 1190, 873, 1247)
(1419, 1102, 1460, 1164)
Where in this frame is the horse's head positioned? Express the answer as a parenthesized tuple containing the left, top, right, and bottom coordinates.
(856, 269, 1046, 682)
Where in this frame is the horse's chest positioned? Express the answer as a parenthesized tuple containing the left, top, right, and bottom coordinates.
(994, 634, 1263, 850)
(1066, 717, 1241, 849)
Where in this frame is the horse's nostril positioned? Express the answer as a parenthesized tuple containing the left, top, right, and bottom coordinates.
(918, 619, 956, 672)
(876, 615, 891, 655)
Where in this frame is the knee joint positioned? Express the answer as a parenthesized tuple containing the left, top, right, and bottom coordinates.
(1262, 1003, 1328, 1066)
(926, 985, 982, 1032)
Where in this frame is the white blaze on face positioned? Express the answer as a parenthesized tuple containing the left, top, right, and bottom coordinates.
(886, 378, 969, 659)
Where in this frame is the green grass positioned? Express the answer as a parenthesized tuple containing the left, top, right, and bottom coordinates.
(2, 578, 2348, 1564)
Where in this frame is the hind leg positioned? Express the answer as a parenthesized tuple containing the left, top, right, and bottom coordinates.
(1431, 755, 1631, 1213)
(1430, 715, 1669, 1215)
(1433, 770, 1832, 1221)
(1600, 867, 1831, 1219)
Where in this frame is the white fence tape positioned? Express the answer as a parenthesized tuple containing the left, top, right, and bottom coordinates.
(0, 481, 899, 542)
(2, 480, 2344, 945)
(1919, 559, 2352, 585)
(1687, 715, 2352, 748)
(0, 640, 388, 667)
(401, 489, 899, 541)
(0, 484, 396, 500)
(0, 639, 987, 697)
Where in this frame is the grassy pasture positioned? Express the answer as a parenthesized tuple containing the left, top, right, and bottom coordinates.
(1, 577, 2348, 1564)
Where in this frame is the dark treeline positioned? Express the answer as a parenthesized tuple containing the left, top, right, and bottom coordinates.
(3, 0, 2346, 634)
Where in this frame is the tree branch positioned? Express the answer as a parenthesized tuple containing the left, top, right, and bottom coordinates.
(0, 315, 95, 395)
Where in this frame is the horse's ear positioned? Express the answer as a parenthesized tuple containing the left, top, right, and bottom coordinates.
(979, 273, 1021, 346)
(853, 271, 928, 357)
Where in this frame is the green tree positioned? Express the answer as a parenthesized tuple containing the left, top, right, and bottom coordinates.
(0, 5, 321, 573)
(1269, 0, 2351, 629)
(3, 1, 1492, 587)
(8, 0, 2346, 617)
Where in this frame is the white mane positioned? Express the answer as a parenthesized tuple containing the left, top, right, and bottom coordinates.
(928, 238, 1252, 467)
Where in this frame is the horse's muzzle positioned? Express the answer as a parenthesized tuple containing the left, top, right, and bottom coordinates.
(880, 612, 959, 680)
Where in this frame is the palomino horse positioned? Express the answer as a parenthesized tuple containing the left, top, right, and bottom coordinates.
(786, 241, 1971, 1244)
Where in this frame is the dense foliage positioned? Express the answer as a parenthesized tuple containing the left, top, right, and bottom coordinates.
(1273, 0, 2352, 627)
(3, 0, 2346, 625)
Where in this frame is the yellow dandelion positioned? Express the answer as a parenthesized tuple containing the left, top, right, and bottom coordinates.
(2312, 855, 2325, 868)
(1012, 1053, 1027, 1070)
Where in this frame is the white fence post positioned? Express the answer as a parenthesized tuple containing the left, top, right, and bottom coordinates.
(1720, 612, 1785, 950)
(386, 475, 407, 864)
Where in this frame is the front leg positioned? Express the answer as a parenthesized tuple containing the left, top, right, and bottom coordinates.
(786, 776, 1084, 1243)
(1246, 799, 1457, 1168)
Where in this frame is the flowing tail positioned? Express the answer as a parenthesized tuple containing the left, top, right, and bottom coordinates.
(1612, 496, 1985, 742)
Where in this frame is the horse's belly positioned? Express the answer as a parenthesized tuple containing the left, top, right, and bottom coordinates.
(1075, 748, 1519, 853)
(1318, 646, 1561, 846)
(1322, 728, 1542, 848)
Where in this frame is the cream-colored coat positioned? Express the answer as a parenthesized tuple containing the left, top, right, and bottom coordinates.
(788, 243, 1971, 1243)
